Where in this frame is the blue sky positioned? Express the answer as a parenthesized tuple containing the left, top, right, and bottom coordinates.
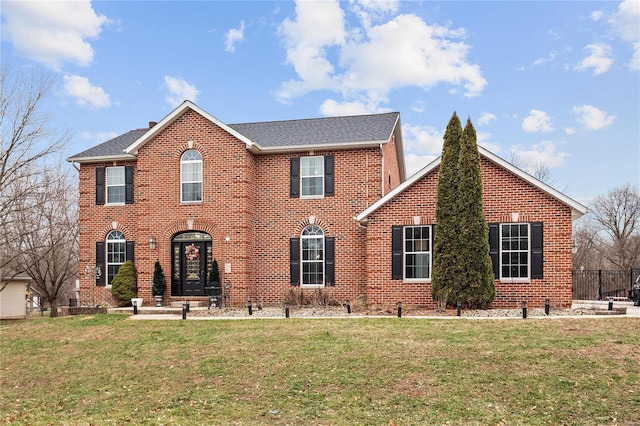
(2, 0, 638, 204)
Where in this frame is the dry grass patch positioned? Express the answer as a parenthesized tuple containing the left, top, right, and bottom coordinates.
(1, 315, 639, 425)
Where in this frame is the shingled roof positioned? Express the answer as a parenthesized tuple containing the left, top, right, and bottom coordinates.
(67, 101, 401, 163)
(228, 112, 400, 148)
(67, 129, 147, 162)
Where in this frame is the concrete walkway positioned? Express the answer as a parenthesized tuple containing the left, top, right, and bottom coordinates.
(113, 300, 640, 321)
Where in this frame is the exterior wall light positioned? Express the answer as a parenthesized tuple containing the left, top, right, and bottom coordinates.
(149, 238, 157, 250)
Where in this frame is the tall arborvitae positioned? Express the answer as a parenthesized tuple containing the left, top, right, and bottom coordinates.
(431, 112, 463, 303)
(456, 118, 495, 308)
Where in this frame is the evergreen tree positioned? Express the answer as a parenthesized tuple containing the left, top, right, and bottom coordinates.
(152, 260, 166, 297)
(456, 118, 495, 308)
(431, 112, 463, 303)
(208, 259, 220, 285)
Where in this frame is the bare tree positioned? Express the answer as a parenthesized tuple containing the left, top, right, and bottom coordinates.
(590, 184, 640, 270)
(572, 220, 606, 270)
(11, 164, 78, 317)
(508, 153, 556, 186)
(0, 65, 69, 289)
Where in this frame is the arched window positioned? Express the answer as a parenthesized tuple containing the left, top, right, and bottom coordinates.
(106, 230, 126, 286)
(301, 225, 324, 286)
(181, 149, 202, 202)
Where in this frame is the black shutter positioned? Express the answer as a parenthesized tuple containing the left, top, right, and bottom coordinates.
(324, 155, 334, 196)
(290, 238, 300, 285)
(96, 241, 105, 286)
(125, 166, 134, 204)
(126, 241, 135, 263)
(96, 167, 105, 205)
(531, 222, 543, 279)
(391, 225, 403, 280)
(290, 158, 300, 198)
(325, 237, 335, 286)
(488, 223, 500, 279)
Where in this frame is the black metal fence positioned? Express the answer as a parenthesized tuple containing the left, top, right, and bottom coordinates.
(572, 269, 640, 300)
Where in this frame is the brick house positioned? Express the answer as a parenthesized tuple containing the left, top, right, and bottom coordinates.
(68, 100, 587, 309)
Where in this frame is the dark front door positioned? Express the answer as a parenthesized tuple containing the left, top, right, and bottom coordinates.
(171, 232, 212, 297)
(181, 242, 206, 296)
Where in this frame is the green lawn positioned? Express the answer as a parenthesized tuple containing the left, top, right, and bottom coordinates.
(1, 315, 639, 425)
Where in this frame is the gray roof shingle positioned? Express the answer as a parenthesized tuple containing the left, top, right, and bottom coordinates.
(68, 129, 148, 160)
(229, 112, 399, 147)
(68, 112, 399, 161)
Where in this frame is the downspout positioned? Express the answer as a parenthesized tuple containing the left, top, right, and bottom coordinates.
(380, 143, 385, 197)
(71, 162, 80, 172)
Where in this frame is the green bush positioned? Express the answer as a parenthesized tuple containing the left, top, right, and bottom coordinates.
(111, 260, 138, 306)
(152, 260, 166, 297)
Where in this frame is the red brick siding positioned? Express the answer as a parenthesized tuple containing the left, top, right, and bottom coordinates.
(364, 157, 574, 309)
(77, 111, 403, 307)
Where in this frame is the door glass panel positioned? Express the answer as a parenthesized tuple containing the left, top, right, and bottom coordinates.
(184, 243, 201, 280)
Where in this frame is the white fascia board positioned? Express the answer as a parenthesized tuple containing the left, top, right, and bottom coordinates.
(356, 146, 589, 224)
(355, 156, 441, 223)
(124, 100, 255, 155)
(248, 139, 389, 154)
(66, 154, 137, 164)
(478, 146, 589, 220)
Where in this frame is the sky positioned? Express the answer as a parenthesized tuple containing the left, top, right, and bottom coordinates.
(1, 0, 639, 205)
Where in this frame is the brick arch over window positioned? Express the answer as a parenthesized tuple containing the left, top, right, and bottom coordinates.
(290, 218, 335, 287)
(175, 142, 210, 160)
(94, 223, 134, 287)
(293, 216, 331, 235)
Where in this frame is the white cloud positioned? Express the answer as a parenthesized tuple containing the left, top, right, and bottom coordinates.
(511, 141, 567, 170)
(319, 99, 384, 116)
(225, 21, 245, 53)
(591, 10, 604, 21)
(0, 0, 110, 70)
(80, 131, 120, 144)
(609, 0, 640, 71)
(564, 127, 576, 135)
(522, 110, 553, 133)
(276, 0, 486, 109)
(405, 153, 438, 177)
(63, 75, 111, 109)
(349, 0, 399, 29)
(533, 50, 558, 67)
(574, 43, 613, 75)
(402, 124, 444, 156)
(572, 105, 616, 130)
(163, 76, 200, 107)
(477, 112, 497, 125)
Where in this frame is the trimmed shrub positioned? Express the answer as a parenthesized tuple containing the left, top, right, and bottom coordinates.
(111, 260, 138, 306)
(152, 260, 166, 297)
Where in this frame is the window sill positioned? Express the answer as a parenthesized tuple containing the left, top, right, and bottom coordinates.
(105, 202, 125, 206)
(499, 278, 531, 283)
(403, 279, 431, 283)
(301, 284, 325, 288)
(180, 201, 203, 205)
(300, 195, 325, 200)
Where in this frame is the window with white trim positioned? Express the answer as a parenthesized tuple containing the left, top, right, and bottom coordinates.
(181, 150, 202, 202)
(301, 156, 324, 197)
(106, 166, 125, 204)
(301, 225, 324, 286)
(404, 226, 431, 280)
(500, 223, 530, 279)
(106, 230, 126, 286)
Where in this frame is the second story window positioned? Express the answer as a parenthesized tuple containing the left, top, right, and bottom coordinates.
(181, 149, 202, 203)
(96, 166, 133, 205)
(106, 166, 125, 204)
(290, 155, 334, 198)
(301, 156, 324, 197)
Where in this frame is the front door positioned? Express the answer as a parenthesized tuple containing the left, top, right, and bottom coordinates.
(171, 232, 212, 296)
